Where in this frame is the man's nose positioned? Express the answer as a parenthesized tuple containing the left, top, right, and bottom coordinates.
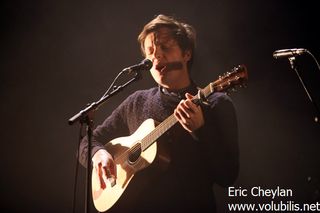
(153, 46, 163, 60)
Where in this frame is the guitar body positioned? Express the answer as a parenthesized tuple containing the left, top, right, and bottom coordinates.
(92, 118, 157, 212)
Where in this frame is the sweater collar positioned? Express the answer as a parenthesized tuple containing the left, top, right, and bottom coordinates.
(159, 81, 198, 100)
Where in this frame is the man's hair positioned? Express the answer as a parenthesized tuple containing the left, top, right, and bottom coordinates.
(138, 14, 196, 69)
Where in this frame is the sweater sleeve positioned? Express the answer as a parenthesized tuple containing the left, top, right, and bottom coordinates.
(195, 92, 239, 187)
(78, 96, 131, 168)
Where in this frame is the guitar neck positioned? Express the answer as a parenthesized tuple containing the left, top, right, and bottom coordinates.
(140, 114, 178, 151)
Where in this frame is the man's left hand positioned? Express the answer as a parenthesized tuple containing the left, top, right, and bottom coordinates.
(174, 93, 204, 132)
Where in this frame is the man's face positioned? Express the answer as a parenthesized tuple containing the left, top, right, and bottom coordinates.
(144, 27, 191, 90)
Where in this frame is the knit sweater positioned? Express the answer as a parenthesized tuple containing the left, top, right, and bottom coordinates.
(80, 83, 239, 213)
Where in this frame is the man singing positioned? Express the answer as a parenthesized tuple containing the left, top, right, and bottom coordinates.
(80, 14, 239, 212)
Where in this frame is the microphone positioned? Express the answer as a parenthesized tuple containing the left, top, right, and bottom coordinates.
(122, 59, 153, 73)
(273, 48, 307, 59)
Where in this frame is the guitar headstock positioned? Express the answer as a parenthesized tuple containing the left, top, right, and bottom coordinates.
(211, 64, 248, 94)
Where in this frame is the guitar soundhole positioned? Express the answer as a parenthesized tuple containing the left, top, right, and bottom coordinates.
(128, 143, 142, 165)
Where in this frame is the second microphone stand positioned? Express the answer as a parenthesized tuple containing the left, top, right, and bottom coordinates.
(288, 56, 320, 123)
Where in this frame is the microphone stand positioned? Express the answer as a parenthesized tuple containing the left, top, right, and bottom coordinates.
(288, 56, 320, 123)
(68, 71, 141, 213)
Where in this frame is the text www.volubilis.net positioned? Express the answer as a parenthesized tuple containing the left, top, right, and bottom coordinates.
(228, 201, 320, 212)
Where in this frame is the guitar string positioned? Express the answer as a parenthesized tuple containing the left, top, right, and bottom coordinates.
(113, 79, 237, 163)
(110, 80, 227, 163)
(111, 90, 212, 164)
(111, 89, 212, 163)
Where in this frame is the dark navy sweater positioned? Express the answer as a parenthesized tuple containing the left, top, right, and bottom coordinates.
(80, 84, 239, 213)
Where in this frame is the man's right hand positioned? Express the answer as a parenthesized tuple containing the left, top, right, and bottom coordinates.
(92, 149, 117, 189)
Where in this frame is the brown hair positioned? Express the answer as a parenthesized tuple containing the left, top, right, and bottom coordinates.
(138, 14, 196, 69)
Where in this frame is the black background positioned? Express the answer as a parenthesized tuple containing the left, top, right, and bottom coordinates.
(1, 0, 319, 212)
